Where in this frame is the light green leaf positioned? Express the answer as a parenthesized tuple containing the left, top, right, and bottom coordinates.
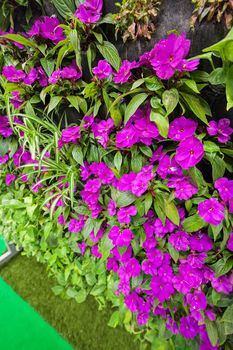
(108, 311, 119, 328)
(180, 92, 211, 125)
(47, 96, 62, 114)
(53, 0, 75, 18)
(114, 151, 122, 171)
(40, 58, 55, 76)
(124, 93, 148, 124)
(150, 110, 169, 138)
(72, 145, 83, 166)
(111, 188, 136, 208)
(96, 41, 121, 71)
(162, 88, 179, 114)
(0, 33, 37, 48)
(165, 201, 180, 226)
(205, 319, 218, 346)
(182, 214, 205, 232)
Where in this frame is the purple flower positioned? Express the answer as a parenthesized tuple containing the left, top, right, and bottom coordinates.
(89, 162, 115, 184)
(19, 174, 28, 182)
(92, 60, 112, 79)
(37, 67, 48, 87)
(123, 258, 141, 278)
(175, 136, 204, 169)
(179, 315, 199, 339)
(108, 199, 117, 216)
(214, 177, 233, 201)
(69, 218, 84, 233)
(92, 118, 114, 148)
(91, 244, 102, 258)
(113, 60, 137, 84)
(0, 116, 12, 137)
(61, 63, 82, 81)
(58, 214, 66, 225)
(150, 276, 174, 302)
(115, 127, 138, 148)
(168, 116, 197, 141)
(0, 155, 9, 164)
(124, 292, 141, 312)
(6, 174, 16, 186)
(48, 69, 62, 84)
(211, 275, 232, 294)
(106, 257, 119, 272)
(75, 0, 103, 24)
(28, 16, 64, 44)
(157, 154, 182, 179)
(186, 290, 207, 311)
(117, 206, 137, 224)
(198, 198, 225, 225)
(2, 65, 26, 82)
(31, 181, 43, 192)
(167, 176, 198, 200)
(150, 32, 199, 80)
(227, 232, 233, 251)
(78, 242, 87, 256)
(207, 118, 233, 143)
(108, 226, 134, 247)
(189, 232, 213, 252)
(24, 68, 38, 85)
(10, 91, 24, 109)
(58, 126, 81, 148)
(168, 231, 190, 251)
(116, 172, 137, 192)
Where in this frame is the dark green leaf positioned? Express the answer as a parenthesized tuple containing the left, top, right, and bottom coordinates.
(182, 214, 205, 232)
(96, 41, 121, 71)
(124, 93, 148, 124)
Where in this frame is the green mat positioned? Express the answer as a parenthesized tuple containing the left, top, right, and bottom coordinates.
(0, 236, 7, 256)
(0, 278, 74, 350)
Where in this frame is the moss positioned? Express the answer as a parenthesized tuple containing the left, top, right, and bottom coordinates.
(0, 254, 138, 350)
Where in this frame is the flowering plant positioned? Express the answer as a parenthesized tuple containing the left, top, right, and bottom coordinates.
(0, 4, 233, 350)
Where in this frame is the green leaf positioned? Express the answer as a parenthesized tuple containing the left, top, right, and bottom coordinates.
(182, 214, 205, 232)
(124, 93, 148, 124)
(150, 110, 169, 138)
(162, 88, 179, 114)
(180, 92, 211, 125)
(205, 319, 218, 346)
(145, 76, 163, 91)
(52, 0, 75, 18)
(108, 311, 119, 328)
(0, 33, 37, 48)
(75, 289, 87, 303)
(168, 243, 179, 263)
(67, 96, 80, 112)
(96, 41, 121, 71)
(204, 141, 220, 153)
(211, 257, 233, 277)
(144, 193, 153, 214)
(47, 96, 62, 114)
(40, 58, 55, 77)
(111, 188, 136, 208)
(82, 218, 94, 239)
(211, 155, 226, 181)
(208, 68, 226, 85)
(221, 305, 233, 324)
(72, 145, 83, 166)
(114, 152, 122, 171)
(165, 201, 180, 226)
(226, 65, 233, 110)
(182, 79, 200, 94)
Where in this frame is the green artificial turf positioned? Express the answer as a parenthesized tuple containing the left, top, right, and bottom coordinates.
(0, 277, 74, 350)
(0, 255, 138, 350)
(0, 235, 7, 256)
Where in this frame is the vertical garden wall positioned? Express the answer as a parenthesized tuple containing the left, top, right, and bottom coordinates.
(0, 1, 233, 350)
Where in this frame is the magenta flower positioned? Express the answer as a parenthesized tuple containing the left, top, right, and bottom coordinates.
(108, 199, 117, 216)
(211, 275, 232, 294)
(167, 176, 198, 200)
(124, 292, 141, 312)
(117, 205, 137, 224)
(48, 69, 62, 84)
(78, 242, 87, 256)
(58, 214, 66, 225)
(75, 0, 103, 24)
(31, 181, 43, 192)
(82, 115, 94, 129)
(179, 315, 199, 339)
(89, 162, 115, 184)
(61, 64, 82, 80)
(68, 218, 84, 233)
(0, 116, 13, 137)
(92, 60, 112, 79)
(2, 65, 26, 83)
(91, 244, 102, 258)
(0, 155, 9, 164)
(207, 118, 233, 143)
(227, 233, 233, 251)
(189, 232, 213, 252)
(168, 116, 197, 141)
(106, 257, 119, 272)
(150, 32, 199, 80)
(168, 231, 190, 251)
(150, 276, 174, 302)
(175, 136, 204, 169)
(24, 68, 38, 85)
(116, 172, 137, 192)
(198, 198, 225, 225)
(10, 91, 24, 109)
(28, 16, 64, 44)
(92, 118, 114, 148)
(214, 177, 233, 201)
(108, 226, 134, 247)
(113, 60, 137, 84)
(19, 174, 28, 182)
(157, 154, 182, 179)
(37, 67, 48, 87)
(115, 127, 138, 148)
(58, 126, 81, 148)
(6, 174, 16, 186)
(186, 290, 207, 311)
